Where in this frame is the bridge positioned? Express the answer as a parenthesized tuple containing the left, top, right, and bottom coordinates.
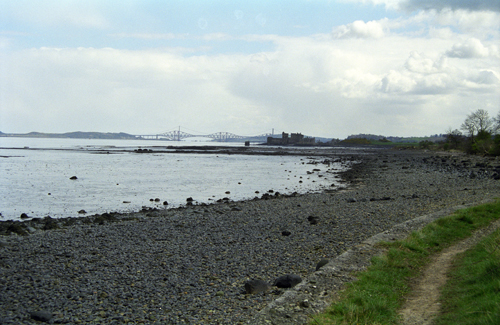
(137, 127, 275, 142)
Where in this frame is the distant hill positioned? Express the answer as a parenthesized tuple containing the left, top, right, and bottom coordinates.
(0, 131, 138, 139)
(347, 133, 446, 143)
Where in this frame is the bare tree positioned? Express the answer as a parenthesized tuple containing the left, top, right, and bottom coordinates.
(460, 109, 494, 139)
(472, 109, 493, 133)
(461, 114, 477, 138)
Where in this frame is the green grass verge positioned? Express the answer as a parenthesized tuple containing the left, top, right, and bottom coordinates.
(434, 228, 500, 325)
(310, 200, 500, 325)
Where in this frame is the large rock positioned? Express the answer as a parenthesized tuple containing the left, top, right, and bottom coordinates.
(244, 279, 270, 294)
(273, 274, 302, 288)
(30, 310, 52, 322)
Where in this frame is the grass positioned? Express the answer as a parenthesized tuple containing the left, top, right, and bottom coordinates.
(310, 200, 500, 325)
(434, 228, 500, 325)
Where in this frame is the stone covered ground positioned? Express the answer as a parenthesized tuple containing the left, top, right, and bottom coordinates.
(1, 148, 499, 324)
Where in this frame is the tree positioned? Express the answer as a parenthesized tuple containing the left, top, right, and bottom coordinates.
(461, 114, 477, 139)
(472, 109, 494, 134)
(445, 128, 464, 150)
(494, 111, 500, 134)
(460, 109, 494, 139)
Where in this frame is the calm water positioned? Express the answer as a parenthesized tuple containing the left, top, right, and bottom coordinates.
(0, 138, 347, 220)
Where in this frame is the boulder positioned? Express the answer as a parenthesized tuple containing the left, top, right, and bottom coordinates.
(273, 274, 302, 288)
(29, 310, 52, 322)
(244, 279, 270, 294)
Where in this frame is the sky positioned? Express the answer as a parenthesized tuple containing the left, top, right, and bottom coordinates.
(0, 0, 499, 139)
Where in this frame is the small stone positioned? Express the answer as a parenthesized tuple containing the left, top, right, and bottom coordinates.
(78, 210, 86, 214)
(281, 230, 291, 236)
(215, 291, 224, 296)
(20, 213, 29, 219)
(316, 258, 329, 271)
(307, 216, 319, 225)
(69, 176, 78, 180)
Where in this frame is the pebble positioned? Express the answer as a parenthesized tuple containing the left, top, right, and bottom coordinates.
(0, 149, 499, 324)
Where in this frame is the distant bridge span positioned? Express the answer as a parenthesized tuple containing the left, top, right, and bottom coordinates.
(137, 128, 275, 142)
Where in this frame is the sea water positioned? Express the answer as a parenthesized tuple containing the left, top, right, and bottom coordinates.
(0, 138, 346, 220)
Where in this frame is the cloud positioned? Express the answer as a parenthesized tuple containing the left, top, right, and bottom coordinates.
(432, 9, 500, 34)
(2, 31, 498, 138)
(1, 6, 499, 138)
(446, 38, 490, 58)
(332, 19, 387, 38)
(469, 70, 499, 85)
(344, 0, 500, 12)
(400, 0, 500, 12)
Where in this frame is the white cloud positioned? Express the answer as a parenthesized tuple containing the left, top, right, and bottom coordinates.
(405, 51, 445, 74)
(432, 9, 500, 35)
(2, 29, 498, 138)
(1, 2, 499, 139)
(332, 19, 388, 39)
(446, 38, 490, 58)
(428, 27, 455, 39)
(469, 70, 500, 85)
(339, 0, 402, 10)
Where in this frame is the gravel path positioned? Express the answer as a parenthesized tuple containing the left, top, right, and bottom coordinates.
(1, 148, 499, 324)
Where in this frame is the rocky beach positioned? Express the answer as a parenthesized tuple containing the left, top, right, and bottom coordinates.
(1, 147, 499, 324)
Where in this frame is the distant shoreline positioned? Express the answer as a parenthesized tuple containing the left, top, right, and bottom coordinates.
(0, 131, 140, 140)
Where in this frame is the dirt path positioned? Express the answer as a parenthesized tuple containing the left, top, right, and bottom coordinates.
(399, 218, 500, 325)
